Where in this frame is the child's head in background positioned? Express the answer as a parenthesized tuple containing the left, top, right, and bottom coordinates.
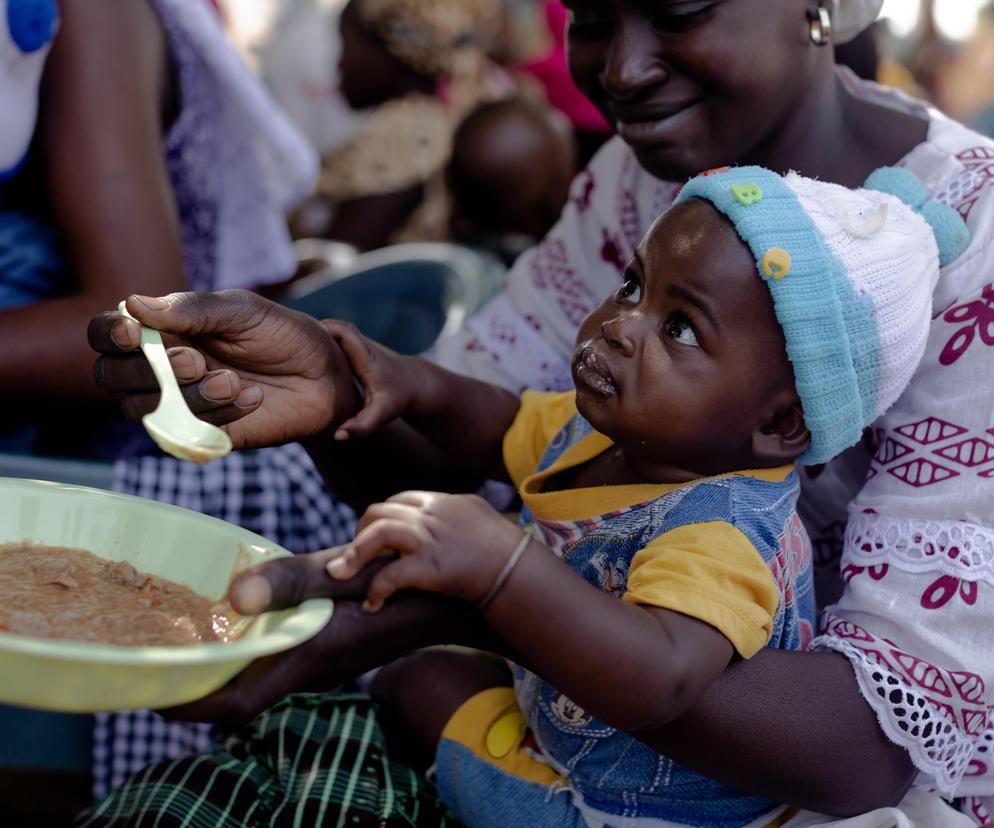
(572, 165, 969, 482)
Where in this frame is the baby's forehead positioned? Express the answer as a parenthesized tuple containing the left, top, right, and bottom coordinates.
(640, 199, 755, 281)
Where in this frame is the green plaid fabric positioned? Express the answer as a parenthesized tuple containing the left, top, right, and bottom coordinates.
(75, 694, 459, 828)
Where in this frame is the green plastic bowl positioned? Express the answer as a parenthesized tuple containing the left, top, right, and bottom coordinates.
(0, 477, 333, 712)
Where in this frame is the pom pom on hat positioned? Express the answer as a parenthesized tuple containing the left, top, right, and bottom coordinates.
(863, 166, 926, 209)
(864, 166, 970, 265)
(675, 165, 970, 466)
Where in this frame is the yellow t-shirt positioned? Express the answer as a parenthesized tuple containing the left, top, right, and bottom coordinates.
(502, 390, 794, 658)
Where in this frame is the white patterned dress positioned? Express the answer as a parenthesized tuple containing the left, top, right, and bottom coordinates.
(434, 68, 994, 822)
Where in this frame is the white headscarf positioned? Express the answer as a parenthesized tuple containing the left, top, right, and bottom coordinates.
(832, 0, 884, 44)
(153, 0, 319, 290)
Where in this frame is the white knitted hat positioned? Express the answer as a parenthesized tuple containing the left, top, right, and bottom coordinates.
(676, 166, 970, 465)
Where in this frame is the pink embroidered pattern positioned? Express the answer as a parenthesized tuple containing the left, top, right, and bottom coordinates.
(817, 614, 987, 793)
(935, 146, 994, 222)
(530, 238, 598, 327)
(599, 231, 626, 273)
(572, 170, 595, 212)
(870, 415, 994, 487)
(921, 575, 979, 610)
(615, 153, 643, 252)
(887, 457, 959, 487)
(939, 284, 994, 366)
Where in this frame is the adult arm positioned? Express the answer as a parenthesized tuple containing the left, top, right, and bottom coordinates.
(0, 0, 184, 407)
(206, 547, 915, 816)
(90, 293, 520, 509)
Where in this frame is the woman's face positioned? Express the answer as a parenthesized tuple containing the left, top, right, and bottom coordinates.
(565, 0, 822, 181)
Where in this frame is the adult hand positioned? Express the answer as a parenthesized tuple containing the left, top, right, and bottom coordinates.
(161, 564, 479, 724)
(326, 490, 525, 611)
(88, 290, 358, 449)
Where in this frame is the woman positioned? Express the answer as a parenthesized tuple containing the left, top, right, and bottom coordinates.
(0, 0, 340, 801)
(82, 0, 994, 823)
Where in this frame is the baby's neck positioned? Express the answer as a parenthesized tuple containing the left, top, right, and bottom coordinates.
(544, 446, 703, 492)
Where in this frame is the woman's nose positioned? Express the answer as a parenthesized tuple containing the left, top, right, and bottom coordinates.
(599, 16, 668, 102)
(601, 314, 641, 356)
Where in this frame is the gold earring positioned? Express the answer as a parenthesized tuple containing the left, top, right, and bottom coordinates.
(809, 5, 832, 46)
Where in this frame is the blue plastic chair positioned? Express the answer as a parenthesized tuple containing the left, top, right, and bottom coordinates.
(281, 242, 505, 355)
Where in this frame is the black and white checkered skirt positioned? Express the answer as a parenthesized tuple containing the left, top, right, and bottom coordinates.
(92, 442, 355, 799)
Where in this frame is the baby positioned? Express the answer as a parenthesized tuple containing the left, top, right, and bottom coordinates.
(286, 167, 970, 827)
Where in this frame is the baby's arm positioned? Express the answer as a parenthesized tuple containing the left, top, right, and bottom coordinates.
(329, 491, 735, 731)
(293, 319, 521, 509)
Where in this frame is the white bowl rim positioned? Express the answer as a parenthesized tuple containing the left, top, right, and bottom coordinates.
(0, 477, 334, 665)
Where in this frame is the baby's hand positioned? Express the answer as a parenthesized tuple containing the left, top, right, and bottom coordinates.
(324, 320, 424, 440)
(326, 491, 525, 611)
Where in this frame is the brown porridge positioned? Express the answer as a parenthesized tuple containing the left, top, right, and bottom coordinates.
(0, 543, 242, 646)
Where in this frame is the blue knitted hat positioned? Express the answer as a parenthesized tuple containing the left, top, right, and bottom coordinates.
(675, 165, 970, 465)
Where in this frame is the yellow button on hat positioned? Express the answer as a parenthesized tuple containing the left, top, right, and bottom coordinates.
(762, 247, 792, 280)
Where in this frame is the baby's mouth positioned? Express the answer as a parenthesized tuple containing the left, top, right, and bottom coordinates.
(574, 347, 618, 396)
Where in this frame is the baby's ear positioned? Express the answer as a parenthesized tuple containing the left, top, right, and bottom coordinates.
(752, 400, 810, 465)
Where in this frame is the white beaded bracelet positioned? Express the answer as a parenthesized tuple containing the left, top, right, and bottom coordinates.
(478, 531, 531, 610)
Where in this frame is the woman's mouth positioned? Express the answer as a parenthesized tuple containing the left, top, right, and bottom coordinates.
(613, 99, 702, 147)
(574, 347, 618, 396)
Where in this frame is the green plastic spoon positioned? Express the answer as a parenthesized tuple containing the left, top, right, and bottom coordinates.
(118, 300, 233, 463)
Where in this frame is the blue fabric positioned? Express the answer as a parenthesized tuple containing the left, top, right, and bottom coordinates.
(435, 740, 585, 828)
(0, 210, 68, 451)
(675, 166, 880, 466)
(0, 209, 68, 308)
(440, 411, 812, 827)
(7, 0, 58, 54)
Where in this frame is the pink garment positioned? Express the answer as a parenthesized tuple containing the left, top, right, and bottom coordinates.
(521, 0, 609, 133)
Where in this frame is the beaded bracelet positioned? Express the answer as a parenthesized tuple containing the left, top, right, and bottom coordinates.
(478, 531, 530, 610)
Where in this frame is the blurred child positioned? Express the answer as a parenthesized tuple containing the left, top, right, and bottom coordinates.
(448, 95, 577, 263)
(295, 0, 507, 249)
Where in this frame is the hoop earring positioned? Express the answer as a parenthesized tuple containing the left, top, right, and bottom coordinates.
(809, 5, 832, 46)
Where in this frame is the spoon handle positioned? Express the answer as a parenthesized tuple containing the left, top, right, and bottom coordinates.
(117, 301, 183, 411)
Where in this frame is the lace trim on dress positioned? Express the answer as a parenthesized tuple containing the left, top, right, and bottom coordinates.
(814, 614, 985, 797)
(845, 511, 994, 584)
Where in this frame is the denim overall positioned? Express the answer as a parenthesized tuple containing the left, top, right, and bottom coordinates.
(510, 413, 816, 827)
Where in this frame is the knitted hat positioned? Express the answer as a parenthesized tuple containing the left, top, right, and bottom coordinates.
(0, 0, 58, 179)
(675, 165, 970, 465)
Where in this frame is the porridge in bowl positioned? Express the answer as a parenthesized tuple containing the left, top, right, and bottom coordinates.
(0, 543, 242, 646)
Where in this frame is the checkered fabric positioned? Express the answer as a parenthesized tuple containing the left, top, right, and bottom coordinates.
(92, 443, 356, 800)
(78, 693, 457, 827)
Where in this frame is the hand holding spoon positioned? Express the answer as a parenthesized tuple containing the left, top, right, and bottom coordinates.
(117, 300, 232, 463)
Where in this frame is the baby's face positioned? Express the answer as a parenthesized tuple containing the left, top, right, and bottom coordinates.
(572, 199, 797, 477)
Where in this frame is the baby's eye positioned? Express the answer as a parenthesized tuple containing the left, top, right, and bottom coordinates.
(615, 278, 641, 304)
(664, 313, 699, 347)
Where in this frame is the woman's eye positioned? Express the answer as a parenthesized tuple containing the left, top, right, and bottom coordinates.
(564, 3, 611, 37)
(665, 313, 699, 347)
(650, 3, 713, 33)
(615, 278, 641, 304)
